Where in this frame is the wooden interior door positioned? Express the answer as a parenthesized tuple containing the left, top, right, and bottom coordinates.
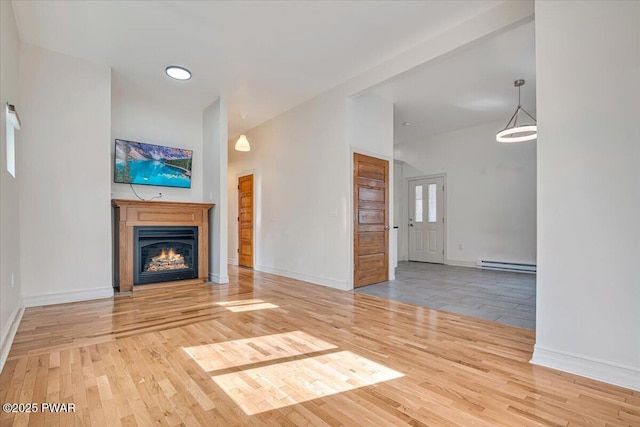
(238, 174, 254, 268)
(354, 153, 389, 288)
(408, 176, 445, 263)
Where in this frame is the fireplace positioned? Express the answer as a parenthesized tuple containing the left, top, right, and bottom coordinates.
(112, 199, 213, 292)
(134, 226, 198, 285)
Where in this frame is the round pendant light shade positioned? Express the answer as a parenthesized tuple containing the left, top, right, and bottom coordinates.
(496, 124, 537, 143)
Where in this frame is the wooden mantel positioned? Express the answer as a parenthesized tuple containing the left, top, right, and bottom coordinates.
(112, 199, 214, 292)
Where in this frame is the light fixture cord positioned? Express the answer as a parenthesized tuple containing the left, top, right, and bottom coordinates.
(515, 85, 522, 127)
(518, 84, 521, 107)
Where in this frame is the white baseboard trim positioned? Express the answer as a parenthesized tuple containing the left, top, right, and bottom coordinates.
(208, 273, 230, 284)
(445, 260, 477, 268)
(531, 345, 640, 391)
(0, 305, 24, 373)
(23, 287, 114, 308)
(254, 264, 350, 291)
(228, 258, 238, 266)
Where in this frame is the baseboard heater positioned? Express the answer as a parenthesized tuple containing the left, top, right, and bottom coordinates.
(477, 260, 536, 273)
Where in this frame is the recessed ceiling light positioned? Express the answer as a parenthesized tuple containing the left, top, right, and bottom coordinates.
(165, 66, 192, 80)
(403, 122, 411, 126)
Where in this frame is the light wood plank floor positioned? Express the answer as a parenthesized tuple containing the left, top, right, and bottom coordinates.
(1, 266, 638, 426)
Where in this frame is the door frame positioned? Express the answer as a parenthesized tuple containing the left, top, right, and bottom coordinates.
(406, 173, 447, 264)
(236, 169, 256, 267)
(350, 148, 394, 289)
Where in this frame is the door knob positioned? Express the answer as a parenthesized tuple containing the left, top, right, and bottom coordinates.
(384, 226, 391, 230)
(409, 224, 414, 227)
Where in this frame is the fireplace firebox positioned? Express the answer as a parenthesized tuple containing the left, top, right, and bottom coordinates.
(133, 226, 198, 285)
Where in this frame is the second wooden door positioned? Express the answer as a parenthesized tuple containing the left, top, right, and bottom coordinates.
(238, 174, 254, 268)
(354, 153, 389, 287)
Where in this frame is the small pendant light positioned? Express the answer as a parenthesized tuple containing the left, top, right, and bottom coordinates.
(235, 113, 251, 152)
(234, 134, 251, 152)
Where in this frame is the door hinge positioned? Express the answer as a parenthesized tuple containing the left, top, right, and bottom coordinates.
(237, 248, 239, 253)
(237, 217, 239, 221)
(237, 185, 240, 189)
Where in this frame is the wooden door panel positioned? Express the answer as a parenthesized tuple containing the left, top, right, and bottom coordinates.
(357, 178, 384, 188)
(358, 232, 384, 246)
(359, 188, 384, 202)
(238, 174, 254, 268)
(358, 254, 385, 270)
(358, 163, 385, 181)
(357, 268, 386, 283)
(358, 247, 384, 257)
(354, 153, 389, 288)
(358, 210, 384, 225)
(357, 225, 385, 233)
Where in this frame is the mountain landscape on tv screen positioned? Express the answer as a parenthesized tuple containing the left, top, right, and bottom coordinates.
(114, 139, 193, 188)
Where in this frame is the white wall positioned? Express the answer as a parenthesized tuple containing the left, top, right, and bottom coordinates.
(203, 98, 229, 283)
(348, 93, 394, 158)
(393, 160, 404, 260)
(532, 1, 640, 390)
(227, 91, 395, 290)
(228, 92, 352, 290)
(111, 88, 203, 202)
(0, 0, 24, 370)
(395, 120, 536, 266)
(18, 43, 114, 305)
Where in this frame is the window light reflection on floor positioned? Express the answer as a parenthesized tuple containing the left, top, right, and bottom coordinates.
(183, 331, 337, 371)
(216, 298, 279, 312)
(212, 350, 404, 415)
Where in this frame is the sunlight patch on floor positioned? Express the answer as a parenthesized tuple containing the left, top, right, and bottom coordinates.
(183, 331, 337, 372)
(216, 299, 279, 312)
(212, 350, 404, 415)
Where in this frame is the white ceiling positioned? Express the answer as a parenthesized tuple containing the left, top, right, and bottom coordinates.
(11, 0, 504, 138)
(372, 21, 536, 144)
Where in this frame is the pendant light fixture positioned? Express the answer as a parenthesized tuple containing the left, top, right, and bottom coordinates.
(496, 79, 537, 143)
(234, 134, 251, 152)
(235, 113, 251, 152)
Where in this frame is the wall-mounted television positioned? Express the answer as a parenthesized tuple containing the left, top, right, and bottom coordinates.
(114, 139, 193, 189)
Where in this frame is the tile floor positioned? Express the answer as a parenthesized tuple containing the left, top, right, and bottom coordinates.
(355, 261, 536, 329)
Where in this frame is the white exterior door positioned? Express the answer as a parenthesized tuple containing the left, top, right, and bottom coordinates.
(408, 176, 444, 263)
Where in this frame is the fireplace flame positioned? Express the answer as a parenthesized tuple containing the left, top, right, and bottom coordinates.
(155, 248, 180, 262)
(146, 247, 189, 272)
